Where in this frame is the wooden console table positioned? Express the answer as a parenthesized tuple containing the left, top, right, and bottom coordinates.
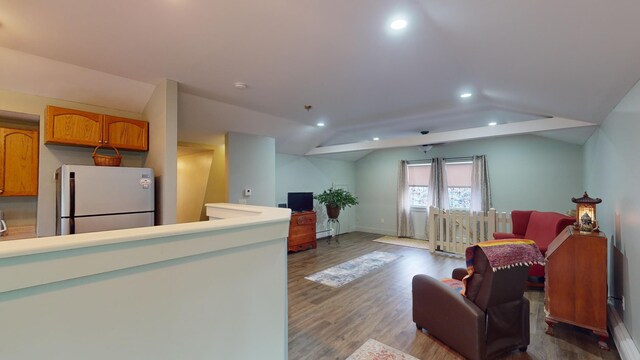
(544, 226, 608, 349)
(287, 211, 317, 252)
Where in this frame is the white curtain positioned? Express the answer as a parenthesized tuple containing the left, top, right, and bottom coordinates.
(470, 155, 492, 212)
(397, 160, 415, 237)
(427, 158, 450, 209)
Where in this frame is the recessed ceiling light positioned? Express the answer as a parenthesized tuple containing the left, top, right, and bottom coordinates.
(317, 122, 325, 127)
(460, 93, 472, 98)
(390, 19, 408, 30)
(488, 121, 497, 126)
(373, 137, 380, 141)
(234, 82, 248, 89)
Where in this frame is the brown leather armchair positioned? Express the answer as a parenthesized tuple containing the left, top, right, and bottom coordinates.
(412, 246, 530, 360)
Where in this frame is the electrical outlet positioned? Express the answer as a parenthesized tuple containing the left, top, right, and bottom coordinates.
(380, 218, 385, 223)
(622, 296, 626, 311)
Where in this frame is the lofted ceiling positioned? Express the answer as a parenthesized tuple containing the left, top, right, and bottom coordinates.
(0, 1, 639, 157)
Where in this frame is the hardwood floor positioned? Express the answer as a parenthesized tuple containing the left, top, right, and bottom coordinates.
(288, 232, 620, 360)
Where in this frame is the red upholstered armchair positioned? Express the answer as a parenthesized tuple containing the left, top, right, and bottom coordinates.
(493, 210, 574, 280)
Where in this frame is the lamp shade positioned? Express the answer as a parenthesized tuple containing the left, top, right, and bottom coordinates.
(571, 192, 602, 232)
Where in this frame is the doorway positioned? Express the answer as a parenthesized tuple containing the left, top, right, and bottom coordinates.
(176, 142, 227, 223)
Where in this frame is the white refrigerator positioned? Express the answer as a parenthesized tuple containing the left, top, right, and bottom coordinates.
(56, 165, 155, 235)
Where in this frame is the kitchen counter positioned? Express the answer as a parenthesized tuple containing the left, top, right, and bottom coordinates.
(0, 203, 290, 260)
(0, 225, 36, 241)
(0, 203, 291, 360)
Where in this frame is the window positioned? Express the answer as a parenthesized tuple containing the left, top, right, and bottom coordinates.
(445, 161, 472, 209)
(405, 160, 472, 209)
(407, 164, 430, 207)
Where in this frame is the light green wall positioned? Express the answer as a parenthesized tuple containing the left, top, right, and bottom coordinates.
(276, 154, 357, 234)
(226, 132, 275, 206)
(355, 134, 584, 235)
(584, 80, 640, 350)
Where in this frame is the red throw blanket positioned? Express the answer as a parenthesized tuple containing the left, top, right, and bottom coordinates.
(461, 239, 544, 296)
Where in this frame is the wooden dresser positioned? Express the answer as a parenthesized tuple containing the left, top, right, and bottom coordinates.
(288, 211, 317, 252)
(544, 226, 608, 349)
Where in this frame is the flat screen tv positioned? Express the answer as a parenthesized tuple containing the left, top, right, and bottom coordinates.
(288, 192, 314, 212)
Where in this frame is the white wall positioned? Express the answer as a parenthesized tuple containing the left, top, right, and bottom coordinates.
(144, 79, 179, 225)
(178, 92, 319, 155)
(226, 132, 275, 206)
(0, 88, 147, 236)
(584, 80, 640, 350)
(355, 134, 583, 237)
(0, 205, 290, 360)
(276, 154, 357, 234)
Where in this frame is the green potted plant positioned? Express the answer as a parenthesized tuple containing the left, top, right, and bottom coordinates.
(314, 187, 359, 219)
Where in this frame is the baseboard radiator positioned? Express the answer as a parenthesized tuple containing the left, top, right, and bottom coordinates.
(609, 302, 640, 360)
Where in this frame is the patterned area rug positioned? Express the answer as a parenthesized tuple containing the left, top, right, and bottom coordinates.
(305, 251, 400, 288)
(373, 236, 429, 250)
(347, 339, 419, 360)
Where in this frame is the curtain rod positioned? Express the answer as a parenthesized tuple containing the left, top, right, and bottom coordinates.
(444, 156, 473, 161)
(407, 156, 477, 164)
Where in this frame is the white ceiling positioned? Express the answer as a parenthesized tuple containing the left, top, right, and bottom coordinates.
(1, 0, 639, 157)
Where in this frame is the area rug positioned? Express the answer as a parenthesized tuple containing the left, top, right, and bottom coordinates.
(305, 251, 400, 288)
(346, 339, 419, 360)
(373, 236, 429, 250)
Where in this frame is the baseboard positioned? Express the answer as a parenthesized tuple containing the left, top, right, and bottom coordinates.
(354, 226, 396, 236)
(609, 302, 640, 360)
(353, 226, 428, 240)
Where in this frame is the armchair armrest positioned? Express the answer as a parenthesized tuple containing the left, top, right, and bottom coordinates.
(412, 275, 486, 360)
(452, 268, 468, 280)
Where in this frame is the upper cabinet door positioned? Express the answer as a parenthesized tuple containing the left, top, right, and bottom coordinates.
(103, 115, 149, 151)
(46, 106, 102, 146)
(0, 128, 39, 196)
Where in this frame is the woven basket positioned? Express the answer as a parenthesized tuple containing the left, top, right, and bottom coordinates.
(92, 144, 122, 167)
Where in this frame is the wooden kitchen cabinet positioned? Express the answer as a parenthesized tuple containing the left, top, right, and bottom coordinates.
(0, 127, 39, 196)
(45, 106, 102, 147)
(45, 106, 148, 151)
(103, 115, 148, 151)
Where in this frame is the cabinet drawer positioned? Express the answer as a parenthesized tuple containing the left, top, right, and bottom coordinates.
(289, 224, 315, 236)
(292, 214, 316, 225)
(289, 233, 315, 246)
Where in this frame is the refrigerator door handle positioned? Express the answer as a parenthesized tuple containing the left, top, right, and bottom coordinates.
(70, 172, 76, 235)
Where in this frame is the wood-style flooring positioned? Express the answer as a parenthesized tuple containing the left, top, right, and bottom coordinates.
(288, 232, 620, 360)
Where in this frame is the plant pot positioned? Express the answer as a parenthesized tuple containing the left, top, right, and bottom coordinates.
(326, 205, 341, 219)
